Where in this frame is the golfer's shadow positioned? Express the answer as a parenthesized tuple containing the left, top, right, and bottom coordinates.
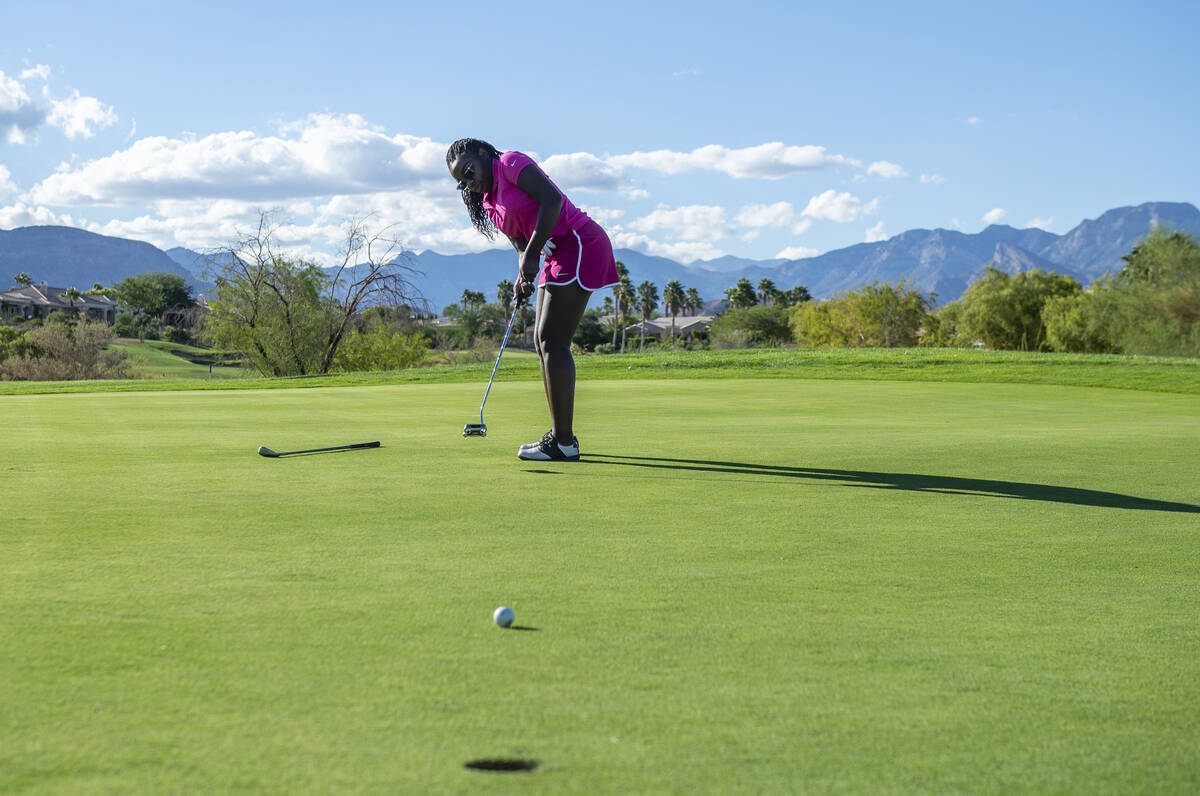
(582, 453, 1200, 514)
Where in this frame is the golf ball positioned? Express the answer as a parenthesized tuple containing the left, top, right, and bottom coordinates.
(493, 606, 515, 628)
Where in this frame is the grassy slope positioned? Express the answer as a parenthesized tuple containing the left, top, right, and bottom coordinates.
(1, 373, 1198, 792)
(107, 339, 252, 380)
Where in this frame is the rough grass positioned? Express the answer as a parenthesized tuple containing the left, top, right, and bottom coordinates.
(1, 346, 1198, 395)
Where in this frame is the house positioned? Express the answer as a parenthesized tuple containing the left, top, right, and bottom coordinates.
(622, 315, 714, 340)
(0, 284, 119, 324)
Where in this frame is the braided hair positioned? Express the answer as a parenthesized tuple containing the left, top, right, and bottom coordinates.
(447, 138, 502, 240)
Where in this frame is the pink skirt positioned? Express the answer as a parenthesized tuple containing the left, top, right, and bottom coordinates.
(540, 219, 619, 292)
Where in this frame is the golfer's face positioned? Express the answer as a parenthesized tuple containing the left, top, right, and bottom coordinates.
(448, 152, 492, 194)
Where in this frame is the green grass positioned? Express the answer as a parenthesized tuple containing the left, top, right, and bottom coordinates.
(2, 346, 1199, 395)
(107, 339, 252, 381)
(2, 362, 1199, 792)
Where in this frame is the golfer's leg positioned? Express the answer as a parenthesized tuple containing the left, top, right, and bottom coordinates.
(533, 285, 552, 413)
(535, 282, 591, 443)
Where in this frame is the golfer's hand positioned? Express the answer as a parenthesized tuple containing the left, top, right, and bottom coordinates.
(514, 270, 535, 307)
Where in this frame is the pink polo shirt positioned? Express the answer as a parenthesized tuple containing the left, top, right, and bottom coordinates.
(482, 151, 590, 241)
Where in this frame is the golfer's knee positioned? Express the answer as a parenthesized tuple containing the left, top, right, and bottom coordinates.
(537, 333, 572, 361)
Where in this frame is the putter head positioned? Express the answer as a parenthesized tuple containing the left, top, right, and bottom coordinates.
(463, 424, 487, 438)
(257, 446, 280, 458)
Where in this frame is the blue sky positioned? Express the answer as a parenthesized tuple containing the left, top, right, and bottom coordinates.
(1, 0, 1196, 267)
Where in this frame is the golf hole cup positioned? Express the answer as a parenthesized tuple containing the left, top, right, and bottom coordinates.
(493, 606, 515, 628)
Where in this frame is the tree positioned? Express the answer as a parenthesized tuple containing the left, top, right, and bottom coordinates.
(62, 287, 82, 316)
(781, 285, 812, 307)
(460, 289, 486, 310)
(497, 279, 514, 318)
(724, 277, 758, 310)
(13, 272, 32, 288)
(115, 272, 194, 317)
(1120, 227, 1200, 288)
(1043, 227, 1200, 356)
(613, 271, 634, 352)
(204, 213, 421, 376)
(757, 278, 777, 306)
(942, 266, 1081, 351)
(636, 280, 659, 353)
(710, 305, 793, 347)
(684, 287, 703, 316)
(662, 279, 685, 343)
(790, 280, 935, 348)
(611, 261, 629, 349)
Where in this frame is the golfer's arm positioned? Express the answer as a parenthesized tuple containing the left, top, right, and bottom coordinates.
(516, 165, 562, 261)
(506, 235, 527, 253)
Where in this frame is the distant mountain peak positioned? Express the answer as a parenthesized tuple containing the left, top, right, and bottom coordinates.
(3, 201, 1196, 309)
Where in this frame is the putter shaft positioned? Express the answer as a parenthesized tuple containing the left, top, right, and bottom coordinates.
(258, 441, 380, 457)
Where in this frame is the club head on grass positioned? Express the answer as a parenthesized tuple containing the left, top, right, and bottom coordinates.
(463, 424, 487, 438)
(257, 446, 280, 458)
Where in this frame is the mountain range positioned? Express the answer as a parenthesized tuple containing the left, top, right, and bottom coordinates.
(3, 201, 1197, 313)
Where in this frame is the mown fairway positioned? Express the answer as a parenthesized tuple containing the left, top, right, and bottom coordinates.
(2, 367, 1198, 793)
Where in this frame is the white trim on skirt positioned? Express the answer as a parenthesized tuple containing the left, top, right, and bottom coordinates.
(539, 229, 620, 292)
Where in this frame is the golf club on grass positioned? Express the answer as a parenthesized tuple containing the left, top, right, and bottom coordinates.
(258, 441, 380, 458)
(464, 292, 526, 438)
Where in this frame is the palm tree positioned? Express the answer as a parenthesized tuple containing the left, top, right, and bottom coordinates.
(615, 275, 634, 352)
(684, 287, 702, 316)
(636, 280, 659, 353)
(461, 289, 485, 310)
(757, 278, 777, 306)
(63, 286, 81, 312)
(14, 272, 32, 288)
(611, 261, 629, 348)
(727, 278, 757, 309)
(497, 279, 513, 318)
(662, 279, 685, 344)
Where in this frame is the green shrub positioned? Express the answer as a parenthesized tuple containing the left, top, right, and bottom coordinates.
(711, 305, 793, 347)
(331, 327, 430, 372)
(0, 319, 132, 380)
(166, 327, 192, 345)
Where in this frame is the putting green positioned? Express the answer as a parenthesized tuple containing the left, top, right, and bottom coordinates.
(2, 378, 1198, 792)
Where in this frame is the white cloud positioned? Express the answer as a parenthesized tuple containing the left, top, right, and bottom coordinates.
(1026, 216, 1055, 230)
(20, 64, 51, 81)
(0, 201, 75, 228)
(47, 91, 118, 140)
(28, 114, 449, 206)
(0, 70, 44, 144)
(865, 221, 887, 242)
(627, 204, 731, 242)
(579, 205, 625, 226)
(920, 173, 946, 184)
(611, 142, 857, 179)
(0, 164, 15, 201)
(967, 117, 981, 125)
(540, 151, 631, 194)
(792, 218, 814, 236)
(776, 246, 819, 260)
(609, 230, 723, 263)
(735, 201, 796, 228)
(982, 207, 1007, 224)
(802, 190, 879, 223)
(867, 161, 907, 179)
(673, 68, 702, 78)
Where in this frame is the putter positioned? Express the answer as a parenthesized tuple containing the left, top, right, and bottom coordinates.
(258, 441, 380, 458)
(464, 292, 526, 438)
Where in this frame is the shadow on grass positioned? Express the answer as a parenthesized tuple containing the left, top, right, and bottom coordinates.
(582, 454, 1200, 514)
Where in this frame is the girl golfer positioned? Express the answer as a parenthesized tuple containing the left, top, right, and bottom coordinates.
(447, 138, 618, 462)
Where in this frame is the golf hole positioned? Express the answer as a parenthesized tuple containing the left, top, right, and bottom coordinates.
(463, 758, 539, 773)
